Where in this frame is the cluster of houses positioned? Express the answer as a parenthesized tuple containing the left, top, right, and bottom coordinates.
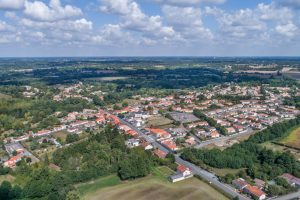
(2, 143, 39, 169)
(232, 173, 300, 200)
(53, 82, 94, 102)
(22, 85, 40, 98)
(199, 85, 298, 136)
(233, 178, 266, 200)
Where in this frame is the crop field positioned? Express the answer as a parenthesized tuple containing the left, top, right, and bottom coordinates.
(81, 167, 229, 200)
(279, 126, 300, 149)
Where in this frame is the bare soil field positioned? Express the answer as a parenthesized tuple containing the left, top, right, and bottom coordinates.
(83, 176, 229, 200)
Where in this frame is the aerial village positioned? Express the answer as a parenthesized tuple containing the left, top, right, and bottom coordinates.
(1, 82, 300, 200)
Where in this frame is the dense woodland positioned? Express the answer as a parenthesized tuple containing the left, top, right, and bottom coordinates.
(0, 126, 158, 200)
(0, 97, 94, 135)
(181, 117, 300, 181)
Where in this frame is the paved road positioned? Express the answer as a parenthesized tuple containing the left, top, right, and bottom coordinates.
(118, 117, 170, 152)
(117, 116, 250, 200)
(194, 128, 254, 149)
(272, 191, 300, 200)
(175, 155, 250, 200)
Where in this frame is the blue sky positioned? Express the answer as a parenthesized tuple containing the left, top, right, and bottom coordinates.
(0, 0, 299, 57)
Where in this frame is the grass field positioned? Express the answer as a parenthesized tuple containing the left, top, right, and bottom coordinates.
(262, 142, 300, 161)
(0, 93, 11, 99)
(146, 116, 174, 129)
(0, 175, 15, 184)
(80, 167, 229, 200)
(77, 175, 122, 196)
(53, 131, 68, 142)
(279, 126, 300, 149)
(210, 168, 242, 177)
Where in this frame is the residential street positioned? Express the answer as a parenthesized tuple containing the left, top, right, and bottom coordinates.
(117, 116, 251, 200)
(272, 191, 300, 200)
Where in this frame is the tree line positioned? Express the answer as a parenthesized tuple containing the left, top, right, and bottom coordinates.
(181, 116, 300, 180)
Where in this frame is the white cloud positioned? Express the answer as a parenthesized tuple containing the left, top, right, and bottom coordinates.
(205, 2, 298, 42)
(4, 11, 18, 19)
(257, 3, 293, 22)
(0, 0, 24, 10)
(154, 0, 225, 6)
(100, 0, 179, 41)
(206, 7, 266, 39)
(21, 18, 93, 32)
(24, 0, 82, 22)
(163, 5, 213, 40)
(276, 22, 298, 37)
(0, 20, 15, 32)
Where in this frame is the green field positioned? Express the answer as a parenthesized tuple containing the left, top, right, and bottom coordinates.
(0, 175, 15, 184)
(279, 126, 300, 149)
(262, 142, 300, 161)
(53, 131, 68, 142)
(0, 93, 11, 99)
(146, 116, 174, 128)
(210, 168, 242, 177)
(77, 175, 122, 196)
(80, 167, 229, 200)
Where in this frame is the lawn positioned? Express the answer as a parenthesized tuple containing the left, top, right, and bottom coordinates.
(80, 167, 229, 200)
(151, 166, 174, 181)
(0, 93, 11, 99)
(210, 168, 242, 177)
(76, 175, 122, 196)
(146, 116, 174, 129)
(279, 126, 300, 149)
(53, 131, 68, 142)
(0, 175, 15, 184)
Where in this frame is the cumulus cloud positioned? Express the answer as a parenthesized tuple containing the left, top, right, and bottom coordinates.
(257, 3, 293, 22)
(163, 5, 213, 40)
(24, 0, 82, 22)
(206, 7, 266, 39)
(0, 0, 24, 10)
(154, 0, 225, 6)
(21, 18, 93, 32)
(205, 2, 298, 43)
(0, 20, 15, 32)
(276, 22, 298, 37)
(100, 0, 179, 42)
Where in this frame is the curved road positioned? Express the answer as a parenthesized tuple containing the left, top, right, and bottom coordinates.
(117, 115, 300, 200)
(272, 191, 300, 200)
(117, 116, 250, 200)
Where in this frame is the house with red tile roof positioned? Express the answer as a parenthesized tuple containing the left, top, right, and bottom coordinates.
(126, 130, 138, 137)
(153, 149, 167, 159)
(232, 178, 248, 191)
(95, 116, 106, 124)
(210, 131, 220, 138)
(147, 128, 171, 139)
(243, 185, 266, 200)
(169, 164, 193, 183)
(160, 139, 178, 151)
(4, 154, 23, 168)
